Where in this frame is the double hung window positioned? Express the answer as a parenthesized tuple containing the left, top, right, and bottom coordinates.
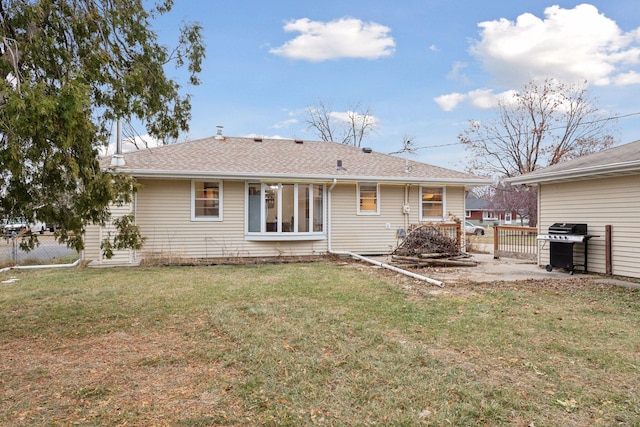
(192, 181, 222, 220)
(358, 183, 379, 214)
(421, 187, 445, 220)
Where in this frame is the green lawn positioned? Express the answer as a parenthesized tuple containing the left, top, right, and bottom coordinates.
(1, 262, 639, 426)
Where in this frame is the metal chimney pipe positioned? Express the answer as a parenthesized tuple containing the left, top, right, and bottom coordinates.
(116, 119, 123, 154)
(110, 119, 125, 166)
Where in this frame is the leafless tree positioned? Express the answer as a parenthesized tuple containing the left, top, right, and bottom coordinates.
(492, 181, 538, 227)
(305, 100, 376, 147)
(458, 78, 616, 178)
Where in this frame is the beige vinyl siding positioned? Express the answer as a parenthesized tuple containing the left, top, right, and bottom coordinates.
(329, 183, 467, 255)
(538, 175, 640, 278)
(83, 203, 136, 265)
(330, 184, 405, 254)
(83, 224, 101, 262)
(442, 185, 465, 221)
(135, 179, 327, 260)
(86, 178, 470, 263)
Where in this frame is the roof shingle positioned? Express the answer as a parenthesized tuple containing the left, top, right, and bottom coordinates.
(104, 136, 489, 185)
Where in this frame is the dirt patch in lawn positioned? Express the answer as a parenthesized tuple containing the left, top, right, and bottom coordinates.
(1, 327, 243, 425)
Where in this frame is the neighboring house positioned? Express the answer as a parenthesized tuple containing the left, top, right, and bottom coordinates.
(508, 139, 640, 279)
(465, 196, 518, 225)
(84, 135, 491, 265)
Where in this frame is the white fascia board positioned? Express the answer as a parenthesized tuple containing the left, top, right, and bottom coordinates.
(507, 161, 640, 185)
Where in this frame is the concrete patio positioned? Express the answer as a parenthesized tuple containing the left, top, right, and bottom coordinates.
(374, 247, 640, 289)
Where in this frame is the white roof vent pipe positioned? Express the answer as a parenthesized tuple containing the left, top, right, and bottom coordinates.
(214, 125, 225, 140)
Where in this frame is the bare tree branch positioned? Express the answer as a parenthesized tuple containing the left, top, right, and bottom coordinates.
(305, 99, 376, 147)
(388, 134, 417, 155)
(458, 78, 617, 178)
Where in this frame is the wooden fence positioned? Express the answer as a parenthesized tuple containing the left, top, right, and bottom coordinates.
(493, 225, 538, 260)
(434, 222, 462, 250)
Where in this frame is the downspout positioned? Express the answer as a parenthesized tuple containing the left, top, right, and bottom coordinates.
(404, 184, 410, 233)
(327, 179, 338, 252)
(327, 179, 444, 287)
(0, 259, 80, 273)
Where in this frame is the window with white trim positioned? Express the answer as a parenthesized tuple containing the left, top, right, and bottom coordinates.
(192, 180, 222, 220)
(483, 211, 498, 220)
(358, 183, 379, 214)
(420, 187, 445, 219)
(247, 182, 324, 234)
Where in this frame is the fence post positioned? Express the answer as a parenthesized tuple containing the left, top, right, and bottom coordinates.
(605, 225, 612, 275)
(493, 225, 499, 259)
(11, 233, 17, 264)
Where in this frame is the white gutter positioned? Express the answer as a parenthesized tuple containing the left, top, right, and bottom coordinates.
(326, 178, 444, 287)
(0, 259, 80, 273)
(507, 160, 640, 185)
(106, 168, 492, 186)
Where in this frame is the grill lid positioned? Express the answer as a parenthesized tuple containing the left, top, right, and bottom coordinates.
(548, 223, 587, 235)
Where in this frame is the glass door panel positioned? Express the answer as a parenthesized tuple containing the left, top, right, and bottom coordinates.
(297, 185, 310, 232)
(265, 183, 278, 232)
(281, 184, 295, 232)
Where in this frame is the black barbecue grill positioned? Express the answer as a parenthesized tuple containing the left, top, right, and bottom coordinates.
(537, 223, 593, 274)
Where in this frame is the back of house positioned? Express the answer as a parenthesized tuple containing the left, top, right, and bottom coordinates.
(84, 136, 490, 265)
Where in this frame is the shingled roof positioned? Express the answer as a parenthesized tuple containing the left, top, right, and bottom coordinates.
(508, 139, 640, 184)
(104, 136, 490, 185)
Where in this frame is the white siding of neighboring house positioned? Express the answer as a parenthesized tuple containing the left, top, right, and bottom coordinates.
(538, 174, 640, 278)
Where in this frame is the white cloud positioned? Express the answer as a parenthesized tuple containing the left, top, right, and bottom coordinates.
(467, 89, 499, 109)
(447, 61, 469, 83)
(470, 4, 640, 87)
(470, 89, 519, 109)
(614, 70, 640, 85)
(433, 93, 467, 111)
(102, 134, 163, 156)
(269, 17, 395, 61)
(330, 111, 379, 127)
(244, 133, 287, 140)
(428, 44, 439, 52)
(272, 118, 299, 129)
(434, 88, 519, 111)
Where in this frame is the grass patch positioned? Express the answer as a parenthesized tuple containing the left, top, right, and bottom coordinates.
(1, 261, 639, 425)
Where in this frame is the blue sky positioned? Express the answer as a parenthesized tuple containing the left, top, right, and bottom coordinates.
(124, 0, 640, 172)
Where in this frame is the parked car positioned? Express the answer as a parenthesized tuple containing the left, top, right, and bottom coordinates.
(3, 218, 46, 235)
(464, 221, 485, 236)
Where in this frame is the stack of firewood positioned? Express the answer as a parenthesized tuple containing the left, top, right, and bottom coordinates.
(391, 225, 477, 268)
